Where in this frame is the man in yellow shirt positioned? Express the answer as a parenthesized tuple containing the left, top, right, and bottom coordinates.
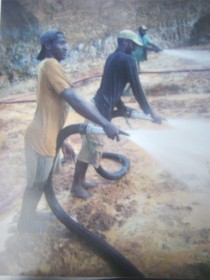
(17, 30, 120, 232)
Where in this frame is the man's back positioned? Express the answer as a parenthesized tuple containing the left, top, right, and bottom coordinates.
(94, 49, 137, 120)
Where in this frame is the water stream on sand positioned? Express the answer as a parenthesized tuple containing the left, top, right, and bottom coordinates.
(129, 118, 210, 188)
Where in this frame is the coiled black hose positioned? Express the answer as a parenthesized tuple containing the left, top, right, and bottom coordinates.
(57, 123, 130, 180)
(44, 123, 144, 277)
(95, 152, 130, 180)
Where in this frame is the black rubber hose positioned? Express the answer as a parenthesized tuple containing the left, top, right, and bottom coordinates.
(95, 152, 130, 180)
(93, 109, 130, 180)
(44, 123, 145, 277)
(57, 123, 130, 180)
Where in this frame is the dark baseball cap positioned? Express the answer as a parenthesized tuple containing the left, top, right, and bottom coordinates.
(139, 25, 148, 32)
(37, 30, 64, 61)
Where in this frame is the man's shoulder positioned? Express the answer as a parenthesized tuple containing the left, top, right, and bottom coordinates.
(143, 34, 150, 43)
(118, 51, 136, 66)
(38, 58, 62, 74)
(40, 58, 60, 69)
(109, 50, 132, 62)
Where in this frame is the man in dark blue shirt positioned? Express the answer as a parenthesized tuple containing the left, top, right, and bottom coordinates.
(71, 29, 163, 199)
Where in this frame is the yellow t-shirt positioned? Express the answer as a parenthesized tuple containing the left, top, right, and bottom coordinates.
(25, 58, 72, 156)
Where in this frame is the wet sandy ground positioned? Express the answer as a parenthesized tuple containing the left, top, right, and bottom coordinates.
(0, 47, 210, 279)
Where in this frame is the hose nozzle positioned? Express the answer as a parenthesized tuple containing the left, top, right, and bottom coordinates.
(86, 124, 129, 137)
(119, 129, 129, 136)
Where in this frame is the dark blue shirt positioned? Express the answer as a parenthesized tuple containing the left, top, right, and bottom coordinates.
(94, 48, 152, 121)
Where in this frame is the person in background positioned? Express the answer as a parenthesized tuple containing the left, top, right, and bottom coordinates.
(17, 30, 120, 233)
(71, 29, 163, 200)
(123, 25, 161, 95)
(134, 25, 161, 67)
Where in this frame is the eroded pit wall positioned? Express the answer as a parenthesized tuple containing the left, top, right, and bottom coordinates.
(0, 0, 210, 86)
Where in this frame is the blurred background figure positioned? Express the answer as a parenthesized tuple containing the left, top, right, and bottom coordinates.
(133, 24, 162, 71)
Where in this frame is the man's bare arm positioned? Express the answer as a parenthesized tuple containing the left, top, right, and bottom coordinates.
(61, 88, 120, 140)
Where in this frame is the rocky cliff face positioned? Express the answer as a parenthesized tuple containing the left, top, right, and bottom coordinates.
(1, 0, 210, 86)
